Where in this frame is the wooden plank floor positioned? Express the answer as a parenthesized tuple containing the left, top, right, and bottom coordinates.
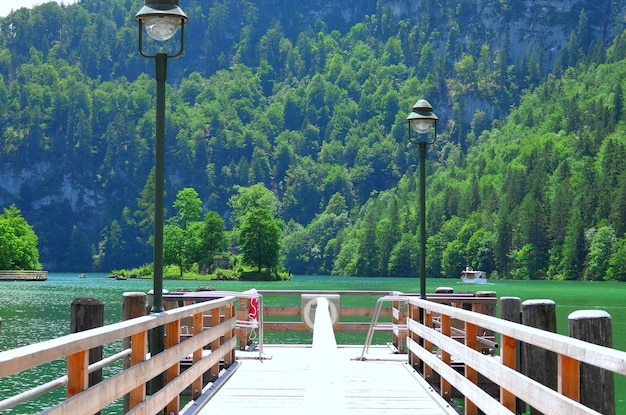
(193, 345, 459, 414)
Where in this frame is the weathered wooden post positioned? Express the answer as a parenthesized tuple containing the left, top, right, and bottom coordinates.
(475, 291, 496, 317)
(500, 297, 523, 415)
(70, 297, 104, 413)
(521, 299, 557, 415)
(122, 292, 147, 413)
(500, 296, 521, 323)
(568, 310, 615, 415)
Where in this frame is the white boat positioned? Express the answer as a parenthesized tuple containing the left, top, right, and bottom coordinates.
(460, 267, 488, 284)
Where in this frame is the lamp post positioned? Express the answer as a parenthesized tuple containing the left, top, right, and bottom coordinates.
(135, 0, 187, 395)
(407, 99, 438, 300)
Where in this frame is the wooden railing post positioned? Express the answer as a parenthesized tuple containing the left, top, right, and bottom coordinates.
(392, 299, 400, 351)
(225, 302, 236, 367)
(192, 310, 204, 399)
(440, 313, 452, 402)
(408, 302, 420, 371)
(464, 321, 478, 415)
(500, 296, 522, 414)
(122, 292, 146, 412)
(522, 299, 557, 415)
(423, 310, 433, 382)
(129, 330, 147, 408)
(568, 310, 615, 415)
(209, 307, 221, 382)
(67, 350, 89, 397)
(558, 354, 579, 402)
(166, 318, 181, 415)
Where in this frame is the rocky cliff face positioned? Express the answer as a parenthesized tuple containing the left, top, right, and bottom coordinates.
(288, 0, 624, 66)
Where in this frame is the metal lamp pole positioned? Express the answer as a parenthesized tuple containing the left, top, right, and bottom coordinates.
(135, 0, 187, 395)
(418, 140, 427, 299)
(406, 99, 438, 300)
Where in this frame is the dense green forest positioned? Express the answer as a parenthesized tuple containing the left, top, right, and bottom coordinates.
(1, 0, 625, 280)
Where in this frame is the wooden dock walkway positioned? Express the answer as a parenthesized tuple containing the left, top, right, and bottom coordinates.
(193, 345, 458, 414)
(2, 290, 618, 415)
(0, 270, 47, 281)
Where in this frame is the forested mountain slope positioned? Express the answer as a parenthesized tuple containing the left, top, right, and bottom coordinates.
(0, 0, 624, 275)
(334, 33, 626, 280)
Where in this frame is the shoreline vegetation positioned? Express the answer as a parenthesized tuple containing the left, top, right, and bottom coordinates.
(108, 263, 291, 282)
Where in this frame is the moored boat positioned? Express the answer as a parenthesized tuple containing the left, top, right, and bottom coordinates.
(460, 267, 488, 284)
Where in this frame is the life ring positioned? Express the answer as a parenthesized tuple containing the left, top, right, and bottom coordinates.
(302, 296, 339, 331)
(248, 290, 259, 321)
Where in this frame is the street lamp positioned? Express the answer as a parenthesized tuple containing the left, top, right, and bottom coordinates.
(135, 0, 187, 394)
(407, 99, 438, 300)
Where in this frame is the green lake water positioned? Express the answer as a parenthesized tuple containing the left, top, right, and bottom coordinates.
(1, 274, 625, 414)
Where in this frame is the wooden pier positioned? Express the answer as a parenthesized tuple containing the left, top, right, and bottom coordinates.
(195, 345, 457, 415)
(0, 270, 47, 281)
(0, 289, 623, 415)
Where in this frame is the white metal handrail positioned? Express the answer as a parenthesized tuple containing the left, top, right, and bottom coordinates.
(360, 294, 409, 359)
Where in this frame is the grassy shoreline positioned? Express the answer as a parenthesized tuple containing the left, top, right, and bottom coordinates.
(109, 263, 291, 282)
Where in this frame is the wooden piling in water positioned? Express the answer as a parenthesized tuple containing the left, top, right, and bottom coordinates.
(521, 299, 557, 415)
(568, 310, 615, 415)
(475, 291, 496, 317)
(70, 297, 104, 413)
(500, 296, 521, 323)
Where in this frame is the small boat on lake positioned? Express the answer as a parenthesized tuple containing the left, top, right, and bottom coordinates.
(460, 267, 488, 284)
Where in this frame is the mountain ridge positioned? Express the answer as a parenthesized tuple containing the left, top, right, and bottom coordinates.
(0, 0, 624, 274)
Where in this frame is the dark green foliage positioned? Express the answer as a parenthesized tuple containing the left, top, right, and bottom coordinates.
(229, 184, 283, 272)
(163, 188, 227, 276)
(1, 0, 626, 280)
(0, 205, 41, 270)
(239, 208, 282, 272)
(200, 211, 229, 268)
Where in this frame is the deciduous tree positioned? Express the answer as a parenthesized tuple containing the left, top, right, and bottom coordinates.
(239, 208, 282, 272)
(0, 205, 41, 270)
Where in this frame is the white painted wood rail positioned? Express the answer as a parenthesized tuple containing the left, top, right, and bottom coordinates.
(407, 298, 626, 415)
(0, 295, 238, 414)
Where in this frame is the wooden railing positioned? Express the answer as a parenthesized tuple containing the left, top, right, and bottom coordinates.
(407, 297, 624, 415)
(164, 290, 497, 355)
(0, 289, 507, 414)
(165, 289, 409, 352)
(0, 295, 238, 414)
(165, 290, 481, 354)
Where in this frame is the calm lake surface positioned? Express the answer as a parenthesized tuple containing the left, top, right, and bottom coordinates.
(1, 273, 625, 414)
